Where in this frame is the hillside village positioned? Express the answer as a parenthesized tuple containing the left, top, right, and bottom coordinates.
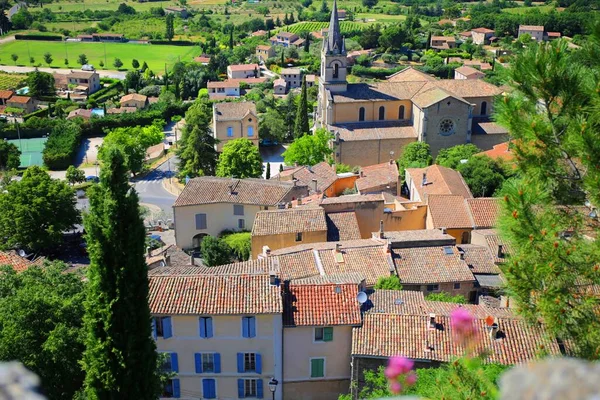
(0, 0, 599, 398)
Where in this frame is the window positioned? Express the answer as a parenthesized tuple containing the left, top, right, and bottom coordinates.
(247, 126, 254, 137)
(163, 379, 180, 398)
(314, 326, 333, 342)
(153, 316, 172, 339)
(481, 101, 487, 115)
(227, 126, 234, 137)
(454, 282, 461, 290)
(398, 105, 405, 120)
(242, 316, 256, 338)
(162, 352, 178, 373)
(199, 316, 213, 338)
(427, 284, 440, 292)
(439, 118, 455, 136)
(195, 213, 207, 230)
(234, 204, 244, 216)
(378, 106, 385, 121)
(195, 353, 221, 374)
(310, 358, 325, 378)
(244, 353, 256, 371)
(237, 352, 262, 373)
(358, 107, 365, 122)
(238, 219, 245, 229)
(296, 232, 303, 242)
(203, 353, 215, 372)
(238, 379, 264, 398)
(203, 379, 217, 399)
(333, 63, 339, 79)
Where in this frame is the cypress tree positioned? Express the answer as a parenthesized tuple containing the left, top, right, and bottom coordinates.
(266, 162, 271, 179)
(280, 51, 285, 66)
(304, 32, 310, 52)
(229, 29, 234, 50)
(279, 164, 283, 173)
(82, 147, 159, 399)
(294, 75, 310, 138)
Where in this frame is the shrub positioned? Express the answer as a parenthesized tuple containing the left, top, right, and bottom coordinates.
(200, 236, 232, 267)
(14, 34, 62, 41)
(42, 120, 82, 170)
(399, 55, 409, 62)
(221, 232, 251, 261)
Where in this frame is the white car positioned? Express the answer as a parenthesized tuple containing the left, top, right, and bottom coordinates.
(81, 64, 95, 71)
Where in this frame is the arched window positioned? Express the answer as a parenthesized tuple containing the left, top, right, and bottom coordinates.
(461, 231, 471, 244)
(480, 101, 487, 116)
(193, 233, 209, 249)
(247, 126, 254, 137)
(378, 106, 385, 121)
(398, 105, 405, 120)
(333, 63, 339, 79)
(358, 107, 365, 122)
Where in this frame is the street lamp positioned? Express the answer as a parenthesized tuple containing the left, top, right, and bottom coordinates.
(268, 377, 278, 400)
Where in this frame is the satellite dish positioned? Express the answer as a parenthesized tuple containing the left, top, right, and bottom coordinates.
(159, 261, 166, 267)
(18, 249, 27, 258)
(357, 292, 368, 304)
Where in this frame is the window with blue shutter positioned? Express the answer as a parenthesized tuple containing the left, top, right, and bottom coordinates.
(237, 353, 244, 373)
(163, 317, 172, 339)
(172, 379, 180, 398)
(203, 379, 216, 399)
(214, 353, 221, 373)
(227, 126, 234, 137)
(242, 316, 256, 338)
(238, 379, 245, 398)
(199, 316, 213, 338)
(194, 353, 202, 373)
(247, 126, 254, 137)
(255, 354, 262, 374)
(195, 213, 207, 230)
(256, 379, 263, 399)
(170, 353, 179, 373)
(151, 318, 157, 339)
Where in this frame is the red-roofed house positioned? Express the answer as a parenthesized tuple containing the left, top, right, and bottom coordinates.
(477, 141, 514, 162)
(283, 283, 362, 399)
(6, 95, 36, 114)
(471, 27, 495, 45)
(0, 90, 13, 105)
(227, 64, 259, 79)
(0, 250, 44, 273)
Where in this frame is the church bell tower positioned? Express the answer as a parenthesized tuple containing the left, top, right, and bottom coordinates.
(319, 0, 348, 93)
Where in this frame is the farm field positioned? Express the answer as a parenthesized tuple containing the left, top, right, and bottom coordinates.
(283, 21, 365, 34)
(0, 41, 199, 71)
(0, 73, 27, 90)
(355, 12, 407, 23)
(40, 0, 181, 13)
(502, 4, 556, 13)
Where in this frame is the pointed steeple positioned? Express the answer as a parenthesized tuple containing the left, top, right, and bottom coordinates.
(327, 0, 344, 54)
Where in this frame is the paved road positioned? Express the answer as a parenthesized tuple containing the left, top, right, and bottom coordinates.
(0, 65, 126, 79)
(133, 157, 178, 219)
(0, 35, 15, 45)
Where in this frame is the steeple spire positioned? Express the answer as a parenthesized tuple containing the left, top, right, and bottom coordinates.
(327, 0, 344, 54)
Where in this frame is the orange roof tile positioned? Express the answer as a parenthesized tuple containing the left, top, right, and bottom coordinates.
(228, 63, 259, 72)
(393, 246, 475, 284)
(356, 161, 399, 193)
(252, 208, 327, 236)
(456, 244, 502, 274)
(0, 251, 43, 273)
(406, 165, 473, 201)
(0, 90, 13, 100)
(466, 197, 501, 229)
(478, 141, 515, 162)
(326, 212, 362, 241)
(7, 95, 31, 104)
(427, 194, 474, 229)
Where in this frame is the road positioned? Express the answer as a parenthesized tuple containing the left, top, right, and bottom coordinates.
(133, 157, 178, 219)
(0, 35, 15, 45)
(0, 65, 126, 79)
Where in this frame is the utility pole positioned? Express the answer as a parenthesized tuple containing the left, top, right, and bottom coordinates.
(104, 42, 107, 66)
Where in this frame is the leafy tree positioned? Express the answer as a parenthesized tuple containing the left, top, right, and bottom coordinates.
(362, 0, 378, 6)
(216, 139, 263, 179)
(43, 52, 53, 66)
(117, 2, 136, 14)
(141, 61, 149, 72)
(265, 162, 271, 179)
(425, 292, 466, 303)
(229, 28, 234, 50)
(457, 155, 507, 197)
(66, 165, 86, 185)
(396, 142, 432, 179)
(29, 56, 35, 64)
(0, 141, 21, 170)
(64, 58, 69, 66)
(359, 24, 381, 50)
(100, 126, 163, 175)
(82, 147, 159, 398)
(78, 54, 88, 65)
(0, 166, 80, 252)
(177, 101, 218, 179)
(319, 0, 329, 14)
(201, 235, 232, 266)
(113, 57, 123, 69)
(221, 231, 251, 261)
(165, 13, 175, 41)
(283, 128, 332, 166)
(11, 53, 18, 64)
(435, 144, 481, 169)
(494, 39, 600, 358)
(379, 25, 409, 51)
(131, 59, 140, 69)
(294, 76, 310, 138)
(27, 70, 55, 98)
(0, 262, 86, 400)
(373, 275, 402, 290)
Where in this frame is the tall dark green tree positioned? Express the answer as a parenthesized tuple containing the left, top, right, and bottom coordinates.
(165, 13, 175, 41)
(177, 101, 218, 178)
(82, 148, 159, 398)
(266, 162, 271, 179)
(303, 32, 311, 52)
(294, 75, 310, 138)
(0, 141, 21, 170)
(229, 28, 234, 50)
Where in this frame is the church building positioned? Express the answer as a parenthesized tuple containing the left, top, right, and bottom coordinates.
(315, 1, 508, 166)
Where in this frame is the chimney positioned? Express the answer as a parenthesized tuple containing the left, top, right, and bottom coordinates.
(298, 197, 303, 205)
(360, 170, 365, 178)
(421, 172, 427, 187)
(311, 178, 318, 193)
(228, 184, 234, 194)
(335, 243, 342, 253)
(263, 246, 271, 257)
(146, 246, 151, 257)
(189, 253, 194, 266)
(292, 178, 298, 187)
(497, 244, 504, 259)
(269, 274, 280, 286)
(389, 158, 394, 165)
(489, 323, 499, 340)
(428, 313, 436, 330)
(379, 220, 384, 239)
(294, 161, 299, 167)
(459, 251, 465, 260)
(441, 227, 447, 234)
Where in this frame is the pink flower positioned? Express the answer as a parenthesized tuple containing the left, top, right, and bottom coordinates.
(385, 356, 414, 379)
(405, 372, 417, 386)
(390, 381, 403, 394)
(450, 307, 477, 340)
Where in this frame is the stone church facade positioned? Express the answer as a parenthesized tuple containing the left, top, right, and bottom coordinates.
(315, 1, 508, 166)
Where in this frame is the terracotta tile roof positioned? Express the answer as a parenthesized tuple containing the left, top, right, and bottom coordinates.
(386, 68, 438, 84)
(393, 246, 475, 284)
(256, 45, 271, 51)
(321, 193, 384, 204)
(431, 36, 456, 42)
(228, 63, 259, 72)
(473, 121, 509, 135)
(213, 101, 257, 121)
(356, 161, 399, 194)
(174, 177, 308, 207)
(283, 283, 362, 327)
(463, 60, 493, 70)
(274, 78, 286, 87)
(194, 56, 211, 63)
(252, 208, 327, 236)
(406, 164, 473, 201)
(252, 30, 267, 36)
(276, 250, 321, 280)
(326, 212, 362, 241)
(68, 71, 97, 79)
(276, 31, 298, 39)
(200, 258, 277, 275)
(332, 81, 429, 103)
(120, 93, 147, 103)
(459, 31, 472, 37)
(472, 229, 513, 263)
(427, 194, 474, 229)
(0, 90, 13, 100)
(0, 251, 44, 273)
(455, 66, 485, 78)
(456, 244, 501, 274)
(412, 86, 468, 109)
(428, 79, 503, 99)
(365, 289, 426, 314)
(331, 122, 417, 141)
(208, 80, 240, 89)
(67, 108, 93, 120)
(272, 162, 337, 194)
(352, 312, 560, 364)
(148, 274, 282, 315)
(381, 229, 456, 249)
(7, 95, 31, 104)
(292, 272, 366, 285)
(281, 67, 301, 75)
(472, 27, 495, 33)
(317, 245, 394, 286)
(477, 141, 514, 161)
(519, 25, 544, 31)
(466, 197, 500, 229)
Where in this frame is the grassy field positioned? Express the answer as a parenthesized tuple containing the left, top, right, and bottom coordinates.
(0, 41, 199, 71)
(502, 4, 555, 14)
(355, 13, 407, 23)
(0, 72, 27, 90)
(41, 0, 181, 13)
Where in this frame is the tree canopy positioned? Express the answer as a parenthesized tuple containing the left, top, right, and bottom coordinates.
(396, 142, 432, 179)
(216, 139, 263, 179)
(435, 144, 481, 169)
(201, 235, 232, 267)
(0, 141, 21, 170)
(373, 275, 403, 290)
(282, 128, 333, 166)
(456, 155, 509, 198)
(100, 125, 163, 175)
(177, 101, 218, 179)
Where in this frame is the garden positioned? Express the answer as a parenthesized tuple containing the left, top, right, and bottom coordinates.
(0, 73, 27, 91)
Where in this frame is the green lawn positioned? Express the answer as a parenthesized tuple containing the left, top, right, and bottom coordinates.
(355, 12, 407, 23)
(0, 41, 199, 71)
(502, 4, 555, 14)
(42, 0, 228, 13)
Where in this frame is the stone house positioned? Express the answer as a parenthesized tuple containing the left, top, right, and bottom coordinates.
(66, 70, 101, 94)
(227, 64, 259, 79)
(454, 65, 485, 80)
(256, 45, 275, 62)
(212, 102, 259, 151)
(471, 27, 495, 45)
(6, 95, 35, 114)
(120, 93, 148, 110)
(280, 68, 303, 90)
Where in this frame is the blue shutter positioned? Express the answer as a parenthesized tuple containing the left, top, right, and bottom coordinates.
(207, 317, 213, 338)
(172, 379, 180, 398)
(151, 318, 157, 340)
(210, 379, 217, 399)
(214, 353, 221, 373)
(203, 379, 216, 399)
(242, 317, 249, 338)
(170, 353, 179, 373)
(194, 353, 202, 373)
(257, 379, 264, 399)
(199, 318, 206, 338)
(255, 354, 262, 374)
(249, 317, 256, 338)
(237, 353, 244, 373)
(163, 317, 172, 339)
(238, 379, 245, 398)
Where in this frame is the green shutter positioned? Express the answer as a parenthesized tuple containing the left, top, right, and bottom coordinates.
(311, 359, 324, 378)
(323, 327, 333, 342)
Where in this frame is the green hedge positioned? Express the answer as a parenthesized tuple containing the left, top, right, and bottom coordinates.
(15, 34, 63, 41)
(149, 40, 195, 46)
(88, 81, 123, 103)
(0, 116, 56, 140)
(23, 108, 49, 121)
(350, 65, 404, 79)
(42, 120, 82, 170)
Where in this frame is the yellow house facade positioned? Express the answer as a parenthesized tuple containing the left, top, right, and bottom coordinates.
(212, 102, 259, 152)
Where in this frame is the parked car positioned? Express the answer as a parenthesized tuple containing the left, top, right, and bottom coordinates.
(86, 176, 99, 183)
(81, 64, 95, 71)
